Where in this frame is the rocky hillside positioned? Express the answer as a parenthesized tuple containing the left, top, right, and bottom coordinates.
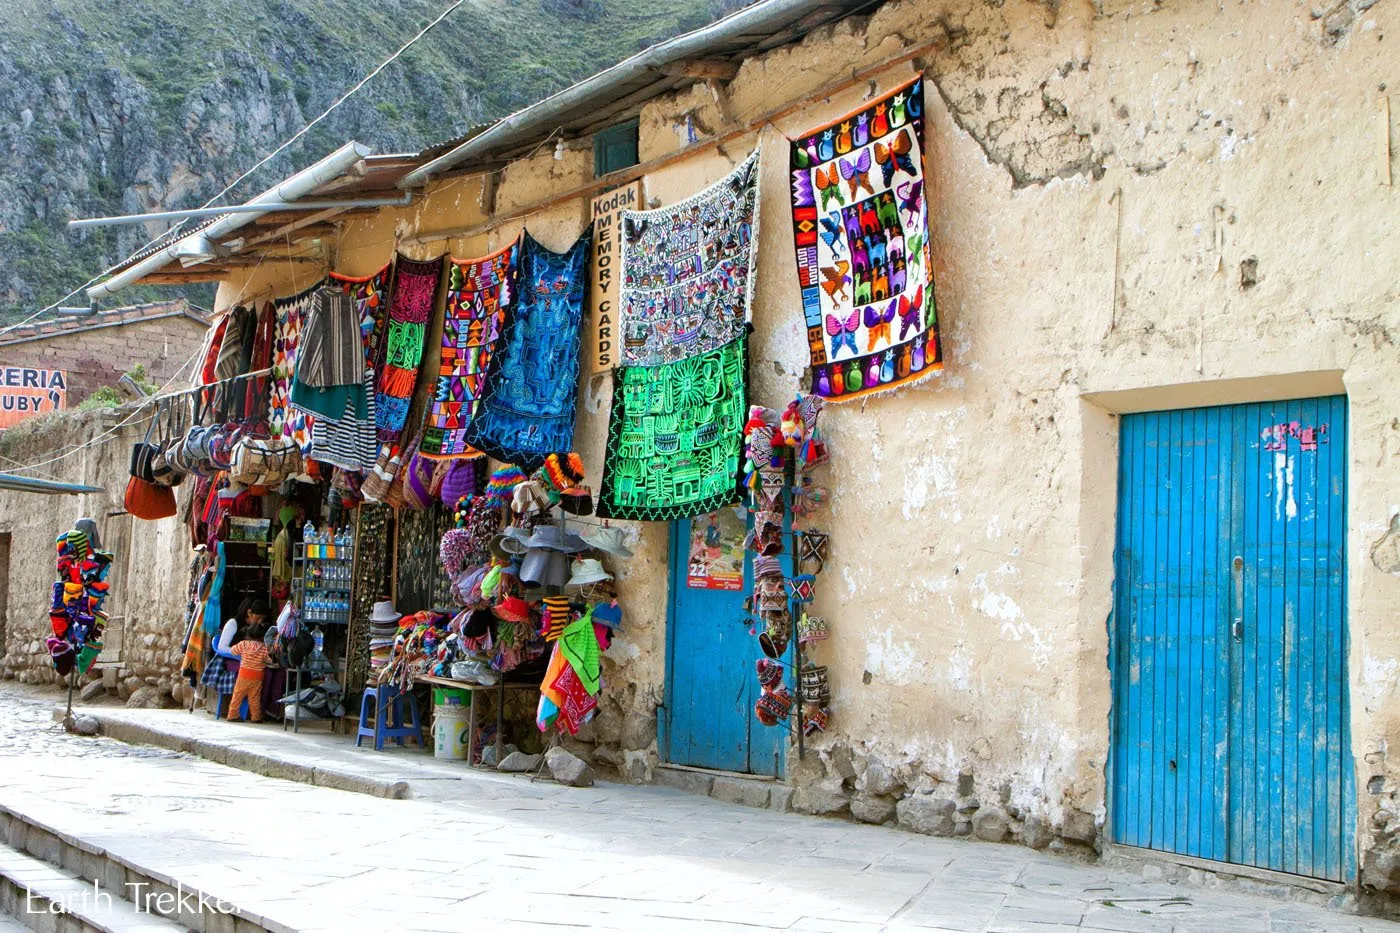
(0, 0, 731, 320)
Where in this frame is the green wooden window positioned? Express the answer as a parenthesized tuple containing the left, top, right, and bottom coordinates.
(594, 118, 640, 177)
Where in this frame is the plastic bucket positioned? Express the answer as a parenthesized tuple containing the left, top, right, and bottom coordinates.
(433, 705, 470, 760)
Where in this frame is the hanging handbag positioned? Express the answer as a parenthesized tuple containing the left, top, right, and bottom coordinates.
(150, 398, 188, 487)
(124, 476, 177, 521)
(230, 435, 302, 487)
(129, 411, 160, 483)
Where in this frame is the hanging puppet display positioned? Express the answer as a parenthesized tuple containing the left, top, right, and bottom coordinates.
(49, 521, 113, 678)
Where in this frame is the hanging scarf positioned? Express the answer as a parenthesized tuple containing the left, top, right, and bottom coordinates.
(377, 255, 442, 442)
(419, 242, 515, 459)
(242, 302, 275, 424)
(461, 231, 590, 470)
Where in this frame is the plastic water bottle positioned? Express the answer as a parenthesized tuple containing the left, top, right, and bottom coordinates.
(313, 626, 325, 652)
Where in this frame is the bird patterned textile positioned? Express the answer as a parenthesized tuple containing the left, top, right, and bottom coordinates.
(789, 76, 941, 401)
(418, 242, 515, 459)
(598, 150, 759, 521)
(461, 230, 591, 471)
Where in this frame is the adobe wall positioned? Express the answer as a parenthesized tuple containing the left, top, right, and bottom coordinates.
(215, 0, 1400, 888)
(0, 409, 194, 704)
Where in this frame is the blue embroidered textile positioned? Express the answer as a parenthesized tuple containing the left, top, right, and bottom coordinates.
(461, 230, 592, 470)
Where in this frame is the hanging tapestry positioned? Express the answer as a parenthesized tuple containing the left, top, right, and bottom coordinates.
(269, 281, 326, 446)
(461, 231, 591, 470)
(329, 261, 392, 364)
(597, 334, 748, 521)
(419, 243, 515, 459)
(377, 255, 442, 443)
(598, 151, 759, 521)
(789, 76, 941, 402)
(619, 149, 760, 367)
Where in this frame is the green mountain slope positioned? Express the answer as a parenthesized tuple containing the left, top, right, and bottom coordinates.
(0, 0, 731, 321)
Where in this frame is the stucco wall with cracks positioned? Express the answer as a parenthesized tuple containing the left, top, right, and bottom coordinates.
(213, 0, 1400, 885)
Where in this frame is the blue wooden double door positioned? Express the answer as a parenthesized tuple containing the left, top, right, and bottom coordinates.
(1111, 396, 1353, 881)
(661, 515, 785, 776)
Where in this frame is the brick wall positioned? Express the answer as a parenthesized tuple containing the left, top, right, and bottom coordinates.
(0, 314, 209, 407)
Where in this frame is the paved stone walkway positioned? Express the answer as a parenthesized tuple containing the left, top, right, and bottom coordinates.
(0, 685, 1395, 932)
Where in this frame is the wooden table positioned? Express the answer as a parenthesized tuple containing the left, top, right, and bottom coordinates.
(413, 674, 539, 768)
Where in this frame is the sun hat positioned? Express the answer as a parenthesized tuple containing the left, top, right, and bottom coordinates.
(567, 558, 612, 588)
(520, 548, 570, 588)
(581, 524, 634, 559)
(524, 524, 588, 553)
(559, 487, 594, 516)
(500, 525, 533, 555)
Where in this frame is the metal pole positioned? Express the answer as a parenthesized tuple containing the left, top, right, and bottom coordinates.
(68, 195, 413, 229)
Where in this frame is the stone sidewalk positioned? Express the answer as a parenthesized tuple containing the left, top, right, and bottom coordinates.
(1, 686, 1396, 933)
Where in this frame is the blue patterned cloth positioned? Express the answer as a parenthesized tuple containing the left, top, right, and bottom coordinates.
(201, 656, 238, 695)
(462, 230, 592, 469)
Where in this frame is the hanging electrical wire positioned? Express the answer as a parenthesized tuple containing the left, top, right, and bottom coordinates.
(0, 0, 468, 339)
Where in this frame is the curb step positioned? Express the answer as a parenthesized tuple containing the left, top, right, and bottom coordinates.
(0, 805, 278, 933)
(653, 765, 793, 812)
(64, 711, 408, 801)
(0, 839, 183, 933)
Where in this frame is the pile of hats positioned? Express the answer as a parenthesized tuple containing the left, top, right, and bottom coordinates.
(48, 525, 113, 677)
(367, 600, 400, 680)
(742, 395, 832, 736)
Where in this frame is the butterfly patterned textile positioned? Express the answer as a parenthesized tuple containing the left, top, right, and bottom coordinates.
(598, 149, 760, 521)
(418, 242, 515, 459)
(461, 230, 592, 471)
(790, 76, 942, 401)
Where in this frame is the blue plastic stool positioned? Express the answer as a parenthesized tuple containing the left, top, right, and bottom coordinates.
(355, 684, 421, 751)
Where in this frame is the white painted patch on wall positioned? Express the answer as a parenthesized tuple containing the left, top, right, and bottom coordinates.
(863, 629, 929, 686)
(986, 515, 1003, 539)
(1363, 655, 1399, 709)
(1273, 451, 1298, 521)
(843, 565, 859, 598)
(972, 572, 1052, 669)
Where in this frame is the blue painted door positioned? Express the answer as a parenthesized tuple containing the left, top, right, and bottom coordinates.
(1111, 396, 1353, 881)
(661, 515, 785, 776)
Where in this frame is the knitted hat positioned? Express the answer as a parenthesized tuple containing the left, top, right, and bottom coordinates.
(540, 595, 573, 642)
(439, 529, 475, 578)
(485, 465, 528, 504)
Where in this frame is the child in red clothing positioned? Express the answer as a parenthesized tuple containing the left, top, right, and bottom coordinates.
(228, 625, 271, 722)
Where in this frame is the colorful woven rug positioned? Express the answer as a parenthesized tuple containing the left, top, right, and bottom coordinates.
(597, 334, 748, 521)
(419, 242, 515, 459)
(599, 151, 759, 521)
(619, 149, 759, 367)
(377, 255, 442, 442)
(461, 230, 590, 470)
(269, 281, 325, 446)
(329, 261, 391, 363)
(789, 76, 941, 401)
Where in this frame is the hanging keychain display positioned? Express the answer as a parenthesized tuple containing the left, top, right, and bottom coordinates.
(741, 393, 831, 753)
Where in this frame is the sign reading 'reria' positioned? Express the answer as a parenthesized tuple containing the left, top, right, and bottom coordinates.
(0, 366, 66, 428)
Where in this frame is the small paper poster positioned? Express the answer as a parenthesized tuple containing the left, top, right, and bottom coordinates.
(687, 507, 747, 591)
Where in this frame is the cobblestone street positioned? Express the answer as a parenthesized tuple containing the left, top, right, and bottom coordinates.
(0, 685, 1395, 932)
